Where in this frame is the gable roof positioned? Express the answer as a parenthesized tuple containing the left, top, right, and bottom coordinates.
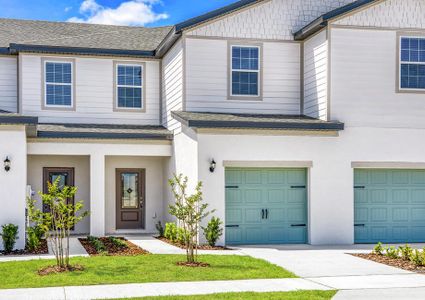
(175, 0, 264, 32)
(294, 0, 379, 40)
(0, 18, 172, 57)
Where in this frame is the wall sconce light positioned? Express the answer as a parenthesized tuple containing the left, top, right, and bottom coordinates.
(4, 156, 11, 172)
(209, 159, 216, 173)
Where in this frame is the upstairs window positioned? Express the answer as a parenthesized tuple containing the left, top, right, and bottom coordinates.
(44, 61, 73, 107)
(116, 64, 143, 110)
(231, 45, 260, 97)
(400, 37, 425, 90)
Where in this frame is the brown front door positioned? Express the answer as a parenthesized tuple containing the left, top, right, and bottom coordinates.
(116, 169, 145, 229)
(43, 167, 75, 213)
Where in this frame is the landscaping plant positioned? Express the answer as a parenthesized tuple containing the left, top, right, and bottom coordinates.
(399, 244, 413, 261)
(27, 178, 89, 270)
(410, 249, 425, 266)
(26, 225, 45, 252)
(168, 174, 214, 264)
(385, 246, 399, 259)
(373, 242, 385, 255)
(108, 236, 128, 249)
(164, 222, 178, 242)
(156, 221, 164, 238)
(0, 224, 19, 253)
(87, 236, 106, 253)
(202, 217, 223, 247)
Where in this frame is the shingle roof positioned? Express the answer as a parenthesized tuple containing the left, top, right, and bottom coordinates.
(294, 0, 378, 40)
(172, 111, 344, 131)
(0, 18, 172, 52)
(36, 123, 173, 140)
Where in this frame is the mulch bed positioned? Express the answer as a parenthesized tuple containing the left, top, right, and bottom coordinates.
(38, 264, 84, 276)
(352, 253, 425, 273)
(0, 239, 48, 256)
(79, 237, 149, 256)
(157, 237, 232, 250)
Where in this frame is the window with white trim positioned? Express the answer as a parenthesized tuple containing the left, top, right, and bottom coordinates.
(45, 61, 73, 107)
(400, 37, 425, 90)
(231, 46, 260, 96)
(116, 64, 143, 109)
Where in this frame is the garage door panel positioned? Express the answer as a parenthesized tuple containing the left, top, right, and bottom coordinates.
(226, 168, 307, 245)
(355, 169, 425, 243)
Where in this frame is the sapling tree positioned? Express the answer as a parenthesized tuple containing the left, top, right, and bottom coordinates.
(27, 178, 89, 270)
(168, 174, 214, 264)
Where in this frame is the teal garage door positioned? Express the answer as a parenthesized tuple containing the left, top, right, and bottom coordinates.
(355, 169, 425, 243)
(225, 168, 307, 245)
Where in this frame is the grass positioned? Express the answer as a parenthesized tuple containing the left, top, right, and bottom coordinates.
(113, 290, 337, 300)
(0, 254, 295, 289)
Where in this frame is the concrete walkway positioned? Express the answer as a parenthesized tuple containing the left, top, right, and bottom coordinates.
(0, 278, 331, 300)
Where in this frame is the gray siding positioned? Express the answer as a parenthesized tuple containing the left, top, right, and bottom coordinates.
(0, 56, 17, 113)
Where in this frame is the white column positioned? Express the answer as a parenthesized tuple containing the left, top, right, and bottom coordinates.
(90, 153, 105, 237)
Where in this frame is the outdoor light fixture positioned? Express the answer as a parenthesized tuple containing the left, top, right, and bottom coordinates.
(209, 159, 216, 173)
(4, 156, 11, 172)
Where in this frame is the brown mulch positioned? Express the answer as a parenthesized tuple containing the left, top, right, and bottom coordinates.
(156, 237, 232, 250)
(176, 261, 210, 267)
(352, 253, 425, 273)
(79, 237, 149, 256)
(0, 239, 48, 256)
(38, 264, 84, 276)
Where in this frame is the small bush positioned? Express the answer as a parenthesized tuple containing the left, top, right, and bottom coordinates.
(156, 221, 164, 237)
(373, 242, 385, 255)
(177, 227, 190, 245)
(164, 222, 178, 242)
(108, 236, 127, 248)
(87, 236, 106, 253)
(0, 224, 19, 253)
(26, 225, 44, 252)
(410, 249, 425, 266)
(385, 246, 399, 259)
(202, 217, 223, 247)
(399, 244, 413, 261)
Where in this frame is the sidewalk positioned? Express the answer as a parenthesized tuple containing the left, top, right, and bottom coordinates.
(0, 278, 330, 300)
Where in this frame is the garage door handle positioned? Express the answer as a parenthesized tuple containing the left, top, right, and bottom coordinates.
(261, 209, 265, 219)
(354, 186, 365, 189)
(291, 224, 306, 227)
(225, 225, 239, 228)
(354, 224, 365, 227)
(226, 185, 239, 189)
(291, 186, 306, 189)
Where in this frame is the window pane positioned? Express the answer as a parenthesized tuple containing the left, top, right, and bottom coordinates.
(400, 37, 425, 90)
(117, 87, 142, 108)
(45, 62, 72, 84)
(46, 83, 72, 106)
(117, 65, 142, 87)
(231, 71, 259, 96)
(232, 46, 259, 71)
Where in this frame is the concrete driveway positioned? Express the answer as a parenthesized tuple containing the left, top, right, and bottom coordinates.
(239, 244, 425, 299)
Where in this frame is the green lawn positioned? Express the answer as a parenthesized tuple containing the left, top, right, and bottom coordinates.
(0, 255, 295, 289)
(114, 291, 337, 300)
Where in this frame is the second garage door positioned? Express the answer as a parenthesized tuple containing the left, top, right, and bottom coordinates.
(225, 168, 307, 245)
(355, 169, 425, 243)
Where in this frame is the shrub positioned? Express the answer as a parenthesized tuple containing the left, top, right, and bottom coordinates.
(108, 236, 127, 248)
(202, 217, 223, 247)
(410, 249, 425, 266)
(177, 227, 190, 245)
(399, 244, 413, 261)
(373, 242, 385, 255)
(0, 224, 19, 253)
(26, 225, 45, 252)
(156, 221, 164, 237)
(164, 222, 178, 242)
(385, 246, 399, 259)
(87, 236, 106, 253)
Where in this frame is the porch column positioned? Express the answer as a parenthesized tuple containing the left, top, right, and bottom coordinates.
(90, 153, 105, 236)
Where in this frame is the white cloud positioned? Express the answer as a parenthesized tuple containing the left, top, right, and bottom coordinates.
(64, 6, 72, 12)
(67, 0, 168, 26)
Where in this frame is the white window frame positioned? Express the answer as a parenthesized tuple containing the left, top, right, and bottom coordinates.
(115, 63, 144, 110)
(398, 35, 425, 93)
(43, 60, 74, 109)
(230, 45, 261, 98)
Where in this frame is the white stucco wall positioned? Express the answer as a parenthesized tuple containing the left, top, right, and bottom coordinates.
(195, 125, 425, 246)
(27, 155, 91, 234)
(0, 127, 26, 250)
(105, 156, 165, 234)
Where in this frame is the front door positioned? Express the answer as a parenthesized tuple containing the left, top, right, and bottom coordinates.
(43, 167, 75, 213)
(116, 169, 145, 229)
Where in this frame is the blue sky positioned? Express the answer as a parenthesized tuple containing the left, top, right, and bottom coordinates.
(0, 0, 237, 27)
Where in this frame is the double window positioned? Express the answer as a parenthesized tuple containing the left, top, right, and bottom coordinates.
(44, 61, 73, 108)
(230, 45, 261, 97)
(399, 36, 425, 91)
(115, 63, 144, 110)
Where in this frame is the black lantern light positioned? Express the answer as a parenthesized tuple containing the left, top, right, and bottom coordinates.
(209, 159, 216, 173)
(4, 156, 11, 172)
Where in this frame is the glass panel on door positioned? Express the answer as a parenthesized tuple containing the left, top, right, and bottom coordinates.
(121, 173, 139, 209)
